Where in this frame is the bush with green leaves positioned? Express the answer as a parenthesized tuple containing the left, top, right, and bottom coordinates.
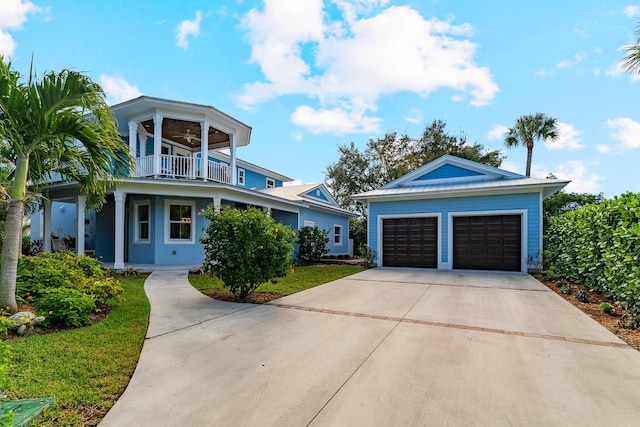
(599, 302, 614, 315)
(0, 341, 14, 427)
(17, 251, 123, 307)
(34, 287, 96, 328)
(296, 225, 329, 264)
(201, 207, 295, 299)
(546, 192, 640, 321)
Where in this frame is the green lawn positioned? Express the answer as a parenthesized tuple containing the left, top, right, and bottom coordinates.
(189, 264, 364, 296)
(2, 275, 150, 427)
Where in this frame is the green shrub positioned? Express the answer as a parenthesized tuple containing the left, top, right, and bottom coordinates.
(34, 287, 96, 328)
(574, 289, 589, 303)
(201, 207, 295, 299)
(0, 341, 14, 427)
(546, 192, 640, 316)
(0, 317, 15, 338)
(296, 225, 329, 264)
(599, 302, 614, 315)
(558, 283, 573, 295)
(619, 311, 640, 330)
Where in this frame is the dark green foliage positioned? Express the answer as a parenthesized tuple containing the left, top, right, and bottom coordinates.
(296, 226, 329, 265)
(541, 269, 557, 281)
(201, 207, 295, 299)
(599, 302, 614, 315)
(349, 216, 367, 255)
(34, 287, 96, 327)
(326, 119, 503, 215)
(545, 192, 640, 317)
(559, 283, 573, 295)
(543, 189, 604, 226)
(619, 311, 640, 330)
(574, 290, 589, 303)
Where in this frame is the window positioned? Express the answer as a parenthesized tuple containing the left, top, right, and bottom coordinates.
(164, 200, 195, 244)
(266, 177, 275, 188)
(238, 168, 245, 186)
(134, 200, 150, 243)
(334, 224, 343, 246)
(303, 220, 315, 228)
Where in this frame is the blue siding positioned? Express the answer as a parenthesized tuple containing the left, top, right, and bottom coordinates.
(299, 208, 350, 255)
(303, 188, 329, 202)
(415, 164, 483, 181)
(369, 192, 541, 269)
(95, 200, 115, 262)
(127, 195, 155, 264)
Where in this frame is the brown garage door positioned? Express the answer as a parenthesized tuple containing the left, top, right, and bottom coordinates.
(382, 217, 437, 268)
(453, 215, 521, 271)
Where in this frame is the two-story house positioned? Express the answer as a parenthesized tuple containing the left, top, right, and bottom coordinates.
(30, 96, 355, 268)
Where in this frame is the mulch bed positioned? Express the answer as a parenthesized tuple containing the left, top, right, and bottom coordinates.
(198, 290, 283, 304)
(534, 275, 640, 351)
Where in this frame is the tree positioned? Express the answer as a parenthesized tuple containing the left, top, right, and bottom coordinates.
(326, 119, 503, 216)
(543, 187, 604, 227)
(201, 207, 294, 299)
(621, 19, 640, 75)
(0, 58, 134, 313)
(504, 113, 558, 177)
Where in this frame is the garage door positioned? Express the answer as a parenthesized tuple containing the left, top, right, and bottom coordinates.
(453, 215, 521, 271)
(382, 217, 437, 268)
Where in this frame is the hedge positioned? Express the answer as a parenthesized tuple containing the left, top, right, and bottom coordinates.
(545, 192, 640, 315)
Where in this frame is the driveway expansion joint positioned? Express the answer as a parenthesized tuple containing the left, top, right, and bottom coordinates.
(346, 277, 551, 292)
(268, 303, 631, 349)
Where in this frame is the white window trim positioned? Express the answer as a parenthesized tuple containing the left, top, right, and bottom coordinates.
(133, 199, 150, 244)
(238, 168, 245, 186)
(303, 220, 315, 228)
(266, 177, 275, 188)
(333, 224, 343, 246)
(164, 199, 196, 244)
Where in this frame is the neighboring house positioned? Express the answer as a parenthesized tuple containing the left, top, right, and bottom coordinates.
(30, 96, 354, 268)
(353, 155, 569, 272)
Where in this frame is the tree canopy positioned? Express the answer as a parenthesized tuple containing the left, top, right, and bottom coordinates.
(325, 119, 503, 216)
(504, 113, 558, 177)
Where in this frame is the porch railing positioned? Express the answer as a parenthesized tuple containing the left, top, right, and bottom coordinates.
(133, 155, 231, 184)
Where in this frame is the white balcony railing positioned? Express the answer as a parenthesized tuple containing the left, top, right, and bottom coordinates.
(133, 155, 231, 184)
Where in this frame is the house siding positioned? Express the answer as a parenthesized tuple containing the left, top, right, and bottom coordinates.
(368, 192, 541, 269)
(95, 199, 115, 262)
(416, 164, 483, 181)
(299, 207, 349, 255)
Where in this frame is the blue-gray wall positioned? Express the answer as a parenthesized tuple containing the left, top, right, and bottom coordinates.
(299, 207, 350, 255)
(368, 192, 541, 269)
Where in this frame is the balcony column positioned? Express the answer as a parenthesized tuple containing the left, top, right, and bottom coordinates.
(43, 199, 52, 252)
(153, 114, 163, 177)
(114, 191, 126, 269)
(229, 134, 236, 185)
(76, 195, 86, 256)
(128, 121, 138, 157)
(213, 195, 221, 213)
(201, 120, 209, 181)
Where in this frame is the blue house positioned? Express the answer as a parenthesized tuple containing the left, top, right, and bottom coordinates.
(353, 155, 569, 272)
(31, 96, 354, 268)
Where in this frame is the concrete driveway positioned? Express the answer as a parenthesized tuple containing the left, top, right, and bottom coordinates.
(100, 268, 640, 426)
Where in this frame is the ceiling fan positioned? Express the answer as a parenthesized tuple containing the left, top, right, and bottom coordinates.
(173, 129, 201, 143)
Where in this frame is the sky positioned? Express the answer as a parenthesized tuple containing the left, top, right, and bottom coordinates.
(1, 0, 640, 197)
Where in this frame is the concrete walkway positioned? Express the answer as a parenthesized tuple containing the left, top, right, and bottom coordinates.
(100, 268, 640, 426)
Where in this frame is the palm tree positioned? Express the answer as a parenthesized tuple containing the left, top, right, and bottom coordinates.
(0, 58, 134, 313)
(621, 19, 640, 75)
(504, 113, 558, 177)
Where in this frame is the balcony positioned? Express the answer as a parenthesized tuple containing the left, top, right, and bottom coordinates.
(134, 155, 231, 184)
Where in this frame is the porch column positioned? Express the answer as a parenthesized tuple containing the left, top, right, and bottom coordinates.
(229, 134, 237, 185)
(76, 195, 86, 256)
(153, 114, 163, 177)
(213, 196, 221, 213)
(43, 199, 52, 252)
(128, 120, 138, 157)
(114, 191, 126, 269)
(201, 119, 209, 181)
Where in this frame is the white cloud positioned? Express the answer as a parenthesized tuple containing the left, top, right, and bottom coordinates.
(624, 5, 640, 17)
(237, 1, 498, 135)
(404, 108, 422, 124)
(0, 0, 40, 57)
(596, 144, 611, 153)
(99, 74, 142, 105)
(499, 160, 522, 174)
(175, 10, 202, 49)
(487, 124, 508, 141)
(556, 51, 586, 69)
(572, 26, 587, 37)
(291, 105, 381, 135)
(292, 130, 304, 141)
(604, 61, 640, 82)
(284, 179, 305, 186)
(545, 122, 584, 150)
(605, 117, 640, 148)
(552, 160, 603, 193)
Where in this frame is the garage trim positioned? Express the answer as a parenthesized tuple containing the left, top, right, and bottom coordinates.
(447, 209, 527, 272)
(376, 213, 442, 268)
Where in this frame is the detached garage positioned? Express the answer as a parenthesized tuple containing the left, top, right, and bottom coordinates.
(353, 155, 569, 272)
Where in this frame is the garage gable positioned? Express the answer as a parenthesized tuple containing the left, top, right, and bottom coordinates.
(353, 155, 570, 273)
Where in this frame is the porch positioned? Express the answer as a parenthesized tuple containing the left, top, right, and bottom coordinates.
(134, 154, 231, 184)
